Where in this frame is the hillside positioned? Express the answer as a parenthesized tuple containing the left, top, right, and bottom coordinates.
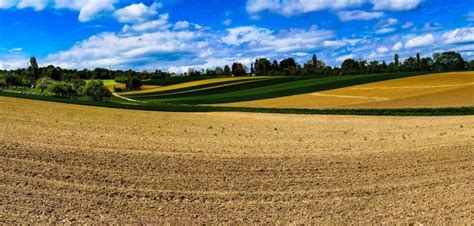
(219, 72, 474, 109)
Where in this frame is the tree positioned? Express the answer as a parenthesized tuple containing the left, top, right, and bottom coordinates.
(5, 73, 22, 88)
(231, 63, 247, 76)
(254, 58, 272, 76)
(469, 60, 474, 71)
(279, 58, 297, 72)
(36, 77, 52, 94)
(341, 59, 360, 75)
(402, 57, 418, 72)
(48, 81, 70, 97)
(83, 80, 112, 100)
(44, 65, 63, 80)
(433, 51, 465, 71)
(28, 57, 39, 87)
(416, 53, 421, 71)
(223, 65, 231, 76)
(126, 77, 143, 90)
(394, 54, 400, 71)
(215, 67, 224, 76)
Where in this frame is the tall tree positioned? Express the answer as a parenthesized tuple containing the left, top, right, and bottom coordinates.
(394, 54, 400, 71)
(28, 57, 39, 87)
(416, 53, 421, 71)
(223, 65, 231, 76)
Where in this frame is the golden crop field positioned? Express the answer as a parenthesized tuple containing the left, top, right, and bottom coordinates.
(1, 96, 473, 223)
(122, 77, 262, 95)
(221, 72, 474, 109)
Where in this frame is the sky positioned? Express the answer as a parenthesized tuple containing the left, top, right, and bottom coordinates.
(0, 0, 473, 72)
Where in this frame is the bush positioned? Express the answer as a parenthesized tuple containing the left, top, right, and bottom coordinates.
(48, 81, 70, 97)
(36, 77, 53, 94)
(0, 78, 6, 90)
(126, 77, 143, 90)
(5, 73, 22, 88)
(83, 80, 111, 100)
(71, 79, 86, 96)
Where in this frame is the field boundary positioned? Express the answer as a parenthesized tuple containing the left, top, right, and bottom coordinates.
(1, 91, 473, 116)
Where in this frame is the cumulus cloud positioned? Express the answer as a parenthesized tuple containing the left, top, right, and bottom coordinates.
(405, 34, 434, 48)
(54, 0, 118, 22)
(113, 2, 161, 23)
(375, 27, 395, 34)
(246, 0, 423, 16)
(337, 10, 384, 21)
(222, 26, 334, 53)
(122, 14, 171, 32)
(0, 0, 118, 22)
(442, 27, 474, 44)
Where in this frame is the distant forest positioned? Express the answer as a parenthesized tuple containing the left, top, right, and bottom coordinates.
(1, 51, 473, 81)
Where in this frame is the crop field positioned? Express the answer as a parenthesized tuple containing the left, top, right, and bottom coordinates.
(220, 72, 474, 109)
(1, 96, 473, 223)
(122, 76, 266, 95)
(123, 72, 426, 105)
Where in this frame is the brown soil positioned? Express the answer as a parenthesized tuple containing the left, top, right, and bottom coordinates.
(1, 96, 473, 224)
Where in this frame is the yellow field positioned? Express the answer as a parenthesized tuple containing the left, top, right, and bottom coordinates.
(122, 76, 262, 95)
(221, 72, 474, 109)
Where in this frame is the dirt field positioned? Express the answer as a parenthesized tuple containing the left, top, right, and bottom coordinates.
(222, 72, 474, 109)
(1, 96, 473, 223)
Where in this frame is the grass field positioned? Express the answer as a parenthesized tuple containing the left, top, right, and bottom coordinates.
(1, 96, 472, 223)
(220, 72, 474, 109)
(124, 72, 427, 105)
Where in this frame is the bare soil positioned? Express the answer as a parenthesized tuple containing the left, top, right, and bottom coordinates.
(1, 96, 473, 223)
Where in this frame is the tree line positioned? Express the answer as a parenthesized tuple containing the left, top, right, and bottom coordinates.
(0, 51, 473, 100)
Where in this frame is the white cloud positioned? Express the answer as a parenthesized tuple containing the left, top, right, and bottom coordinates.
(370, 0, 423, 11)
(375, 27, 395, 34)
(402, 22, 414, 29)
(442, 27, 474, 44)
(223, 19, 232, 26)
(123, 14, 170, 32)
(246, 0, 423, 16)
(405, 34, 434, 48)
(337, 10, 384, 22)
(222, 26, 334, 53)
(174, 21, 190, 30)
(336, 53, 354, 62)
(113, 2, 161, 23)
(55, 0, 118, 22)
(17, 0, 49, 10)
(392, 42, 403, 51)
(376, 46, 389, 53)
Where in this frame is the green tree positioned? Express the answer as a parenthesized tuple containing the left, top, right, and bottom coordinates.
(223, 65, 231, 76)
(433, 51, 465, 71)
(36, 77, 52, 94)
(231, 63, 247, 76)
(83, 80, 111, 100)
(126, 77, 143, 90)
(341, 59, 360, 75)
(48, 81, 70, 97)
(28, 57, 39, 87)
(254, 58, 272, 76)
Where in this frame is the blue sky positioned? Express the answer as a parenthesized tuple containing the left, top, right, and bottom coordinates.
(0, 0, 473, 72)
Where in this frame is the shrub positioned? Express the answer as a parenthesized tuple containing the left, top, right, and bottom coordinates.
(83, 80, 111, 100)
(126, 77, 143, 90)
(36, 77, 53, 94)
(48, 81, 70, 97)
(71, 79, 86, 96)
(5, 73, 22, 88)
